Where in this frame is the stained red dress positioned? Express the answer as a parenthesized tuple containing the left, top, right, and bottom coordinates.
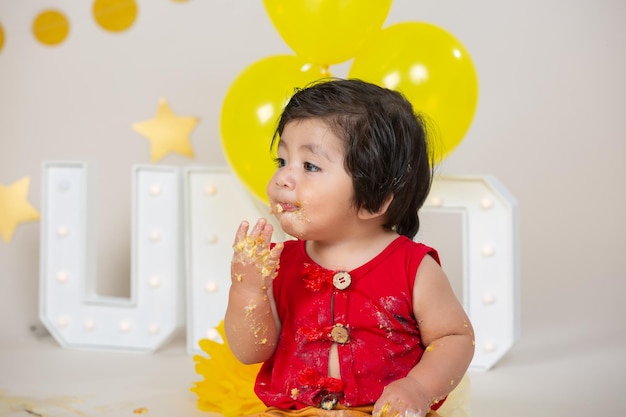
(255, 236, 443, 410)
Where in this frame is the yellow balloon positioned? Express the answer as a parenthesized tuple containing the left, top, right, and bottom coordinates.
(221, 55, 329, 204)
(262, 0, 392, 66)
(349, 22, 479, 163)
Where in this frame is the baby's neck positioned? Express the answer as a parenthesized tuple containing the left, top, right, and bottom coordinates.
(305, 230, 399, 272)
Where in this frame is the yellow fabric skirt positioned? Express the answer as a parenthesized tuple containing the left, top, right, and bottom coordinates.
(244, 375, 470, 417)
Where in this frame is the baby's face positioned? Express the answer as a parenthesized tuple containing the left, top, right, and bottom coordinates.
(266, 118, 357, 240)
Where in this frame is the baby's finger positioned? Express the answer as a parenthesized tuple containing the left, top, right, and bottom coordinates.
(270, 241, 284, 261)
(260, 221, 274, 244)
(372, 401, 389, 417)
(250, 218, 267, 238)
(385, 404, 402, 417)
(233, 220, 250, 245)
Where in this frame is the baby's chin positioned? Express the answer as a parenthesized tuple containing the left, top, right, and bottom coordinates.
(275, 213, 307, 240)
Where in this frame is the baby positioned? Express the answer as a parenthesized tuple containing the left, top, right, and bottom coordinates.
(225, 79, 474, 417)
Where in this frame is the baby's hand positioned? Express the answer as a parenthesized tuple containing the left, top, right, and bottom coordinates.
(373, 376, 433, 417)
(231, 219, 283, 294)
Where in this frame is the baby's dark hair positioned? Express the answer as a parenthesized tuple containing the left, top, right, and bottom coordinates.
(272, 78, 434, 239)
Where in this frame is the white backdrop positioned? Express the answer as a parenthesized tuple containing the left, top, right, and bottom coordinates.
(1, 1, 625, 415)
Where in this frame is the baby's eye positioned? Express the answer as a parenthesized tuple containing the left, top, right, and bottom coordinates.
(304, 162, 320, 172)
(274, 157, 286, 168)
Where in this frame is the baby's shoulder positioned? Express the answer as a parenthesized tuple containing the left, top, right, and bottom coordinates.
(382, 236, 439, 263)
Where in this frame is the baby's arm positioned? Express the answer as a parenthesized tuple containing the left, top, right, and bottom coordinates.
(374, 255, 475, 417)
(224, 218, 283, 364)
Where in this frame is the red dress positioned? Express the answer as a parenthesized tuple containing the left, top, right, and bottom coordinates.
(255, 236, 441, 410)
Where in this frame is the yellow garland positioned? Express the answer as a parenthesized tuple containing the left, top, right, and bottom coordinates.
(191, 321, 265, 417)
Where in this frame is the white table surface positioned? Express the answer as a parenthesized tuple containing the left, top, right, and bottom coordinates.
(1, 317, 624, 417)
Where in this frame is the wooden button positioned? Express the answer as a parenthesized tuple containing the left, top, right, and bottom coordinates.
(330, 324, 350, 344)
(332, 271, 352, 290)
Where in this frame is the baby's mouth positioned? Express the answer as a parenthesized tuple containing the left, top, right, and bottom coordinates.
(272, 202, 300, 214)
(271, 201, 310, 232)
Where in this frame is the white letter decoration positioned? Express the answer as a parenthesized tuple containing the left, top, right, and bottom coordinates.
(184, 166, 283, 354)
(39, 164, 518, 370)
(40, 162, 183, 352)
(422, 176, 519, 370)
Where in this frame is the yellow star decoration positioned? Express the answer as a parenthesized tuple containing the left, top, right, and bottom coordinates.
(0, 176, 40, 243)
(132, 98, 199, 163)
(191, 321, 265, 417)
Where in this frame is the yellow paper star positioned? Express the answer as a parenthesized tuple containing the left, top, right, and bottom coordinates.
(0, 176, 40, 243)
(132, 98, 199, 163)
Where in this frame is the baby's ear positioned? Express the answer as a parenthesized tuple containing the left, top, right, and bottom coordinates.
(357, 194, 394, 220)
